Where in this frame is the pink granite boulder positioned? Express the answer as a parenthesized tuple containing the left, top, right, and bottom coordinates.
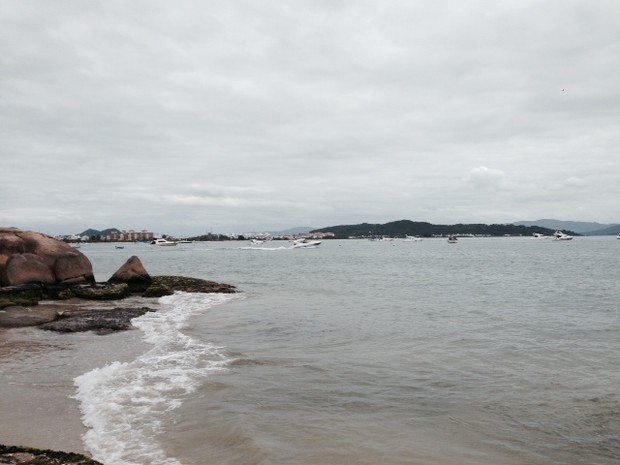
(0, 227, 95, 286)
(108, 255, 152, 292)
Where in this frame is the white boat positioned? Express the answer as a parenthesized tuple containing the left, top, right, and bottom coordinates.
(403, 235, 422, 242)
(552, 230, 573, 241)
(447, 236, 458, 243)
(151, 238, 178, 246)
(532, 233, 547, 239)
(249, 239, 266, 245)
(291, 238, 322, 248)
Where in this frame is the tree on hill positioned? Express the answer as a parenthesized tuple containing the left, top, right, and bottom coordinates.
(311, 220, 563, 238)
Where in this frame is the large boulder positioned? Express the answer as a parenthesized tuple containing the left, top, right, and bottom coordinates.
(0, 227, 95, 286)
(108, 255, 152, 292)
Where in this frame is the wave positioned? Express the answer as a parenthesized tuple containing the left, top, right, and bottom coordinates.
(73, 292, 237, 465)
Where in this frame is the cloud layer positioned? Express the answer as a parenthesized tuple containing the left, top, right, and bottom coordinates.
(2, 0, 619, 235)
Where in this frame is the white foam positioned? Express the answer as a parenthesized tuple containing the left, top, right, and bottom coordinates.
(74, 292, 237, 465)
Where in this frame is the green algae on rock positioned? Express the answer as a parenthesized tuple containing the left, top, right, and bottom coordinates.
(142, 275, 236, 297)
(0, 444, 103, 465)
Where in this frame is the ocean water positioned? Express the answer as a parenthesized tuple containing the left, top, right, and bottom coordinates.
(68, 237, 620, 464)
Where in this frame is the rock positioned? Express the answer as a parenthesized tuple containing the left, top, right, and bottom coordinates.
(0, 283, 44, 302)
(143, 275, 236, 296)
(3, 253, 56, 285)
(108, 255, 152, 292)
(39, 306, 156, 334)
(70, 283, 131, 300)
(0, 305, 59, 327)
(54, 252, 94, 283)
(0, 228, 95, 286)
(0, 444, 103, 464)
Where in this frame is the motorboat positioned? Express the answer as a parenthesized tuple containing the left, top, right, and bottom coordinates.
(249, 239, 266, 245)
(151, 238, 178, 246)
(532, 233, 547, 239)
(552, 230, 573, 241)
(403, 235, 422, 242)
(447, 236, 458, 243)
(291, 238, 322, 248)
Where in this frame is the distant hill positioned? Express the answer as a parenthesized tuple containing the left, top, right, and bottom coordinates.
(79, 228, 120, 237)
(513, 219, 619, 235)
(585, 224, 620, 236)
(312, 220, 561, 238)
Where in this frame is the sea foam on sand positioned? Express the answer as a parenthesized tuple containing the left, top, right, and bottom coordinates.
(73, 292, 237, 465)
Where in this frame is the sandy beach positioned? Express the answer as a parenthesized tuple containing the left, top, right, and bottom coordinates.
(0, 325, 149, 455)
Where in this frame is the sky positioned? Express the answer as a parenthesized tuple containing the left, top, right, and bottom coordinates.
(1, 0, 619, 236)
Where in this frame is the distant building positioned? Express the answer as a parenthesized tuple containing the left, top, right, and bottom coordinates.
(107, 230, 154, 242)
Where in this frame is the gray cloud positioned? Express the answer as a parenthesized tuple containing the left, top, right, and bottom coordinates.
(1, 0, 619, 235)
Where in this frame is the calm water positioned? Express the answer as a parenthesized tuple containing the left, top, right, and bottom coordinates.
(69, 237, 620, 464)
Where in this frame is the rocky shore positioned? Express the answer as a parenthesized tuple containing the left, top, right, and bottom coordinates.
(0, 228, 237, 462)
(0, 276, 236, 333)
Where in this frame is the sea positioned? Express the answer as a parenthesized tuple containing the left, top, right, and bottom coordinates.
(4, 236, 620, 465)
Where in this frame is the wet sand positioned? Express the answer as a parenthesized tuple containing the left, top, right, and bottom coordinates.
(0, 325, 149, 455)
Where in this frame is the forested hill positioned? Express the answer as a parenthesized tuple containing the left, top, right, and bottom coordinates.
(311, 220, 564, 238)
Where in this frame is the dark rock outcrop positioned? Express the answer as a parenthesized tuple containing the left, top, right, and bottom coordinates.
(142, 275, 236, 297)
(69, 283, 131, 300)
(39, 306, 156, 335)
(0, 228, 95, 286)
(0, 444, 102, 465)
(108, 255, 151, 292)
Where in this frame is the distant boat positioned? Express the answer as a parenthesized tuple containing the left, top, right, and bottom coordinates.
(532, 233, 549, 239)
(178, 240, 194, 243)
(115, 245, 124, 249)
(151, 238, 178, 246)
(553, 230, 573, 241)
(403, 235, 422, 242)
(249, 239, 266, 245)
(617, 234, 620, 240)
(447, 236, 458, 243)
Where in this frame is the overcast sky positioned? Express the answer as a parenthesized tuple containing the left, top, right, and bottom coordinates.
(2, 1, 619, 236)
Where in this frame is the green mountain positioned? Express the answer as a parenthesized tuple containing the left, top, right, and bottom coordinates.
(79, 228, 120, 237)
(312, 220, 561, 238)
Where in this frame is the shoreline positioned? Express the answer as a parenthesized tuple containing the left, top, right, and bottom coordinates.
(0, 322, 151, 459)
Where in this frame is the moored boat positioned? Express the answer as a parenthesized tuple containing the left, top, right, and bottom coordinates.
(552, 230, 573, 241)
(151, 238, 178, 246)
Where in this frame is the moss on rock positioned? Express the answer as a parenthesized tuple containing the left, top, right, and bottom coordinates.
(144, 275, 236, 296)
(0, 444, 102, 465)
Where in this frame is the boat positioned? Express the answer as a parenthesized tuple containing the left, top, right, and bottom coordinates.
(532, 233, 547, 239)
(150, 238, 178, 246)
(447, 236, 458, 243)
(249, 239, 266, 245)
(291, 238, 322, 248)
(178, 240, 194, 244)
(115, 245, 124, 249)
(403, 235, 422, 242)
(552, 230, 573, 241)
